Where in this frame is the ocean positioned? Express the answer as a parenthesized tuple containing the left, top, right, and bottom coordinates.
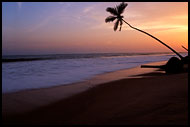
(2, 52, 188, 93)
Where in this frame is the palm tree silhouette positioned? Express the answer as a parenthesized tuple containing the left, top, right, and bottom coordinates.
(182, 45, 188, 51)
(105, 2, 183, 60)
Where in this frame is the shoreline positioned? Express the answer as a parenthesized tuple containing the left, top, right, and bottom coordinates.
(2, 61, 166, 116)
(3, 60, 167, 94)
(3, 60, 188, 125)
(3, 61, 167, 116)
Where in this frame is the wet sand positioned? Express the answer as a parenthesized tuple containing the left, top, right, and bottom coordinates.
(2, 61, 188, 125)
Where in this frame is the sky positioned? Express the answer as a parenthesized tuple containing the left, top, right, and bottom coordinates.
(2, 2, 188, 55)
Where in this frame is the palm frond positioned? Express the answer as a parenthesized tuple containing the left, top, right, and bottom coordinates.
(116, 2, 128, 14)
(105, 16, 117, 23)
(106, 7, 118, 16)
(105, 2, 128, 32)
(114, 19, 120, 31)
(119, 19, 123, 31)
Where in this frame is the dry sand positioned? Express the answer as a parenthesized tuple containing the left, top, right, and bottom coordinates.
(2, 61, 188, 125)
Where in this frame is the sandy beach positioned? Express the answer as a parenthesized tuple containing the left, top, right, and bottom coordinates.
(2, 61, 188, 125)
(2, 1, 188, 125)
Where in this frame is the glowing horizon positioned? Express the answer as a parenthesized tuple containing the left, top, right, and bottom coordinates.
(2, 2, 188, 55)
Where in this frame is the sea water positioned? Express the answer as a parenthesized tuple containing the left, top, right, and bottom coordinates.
(2, 52, 187, 93)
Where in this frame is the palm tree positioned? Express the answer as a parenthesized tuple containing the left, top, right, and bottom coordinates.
(105, 2, 184, 60)
(182, 45, 188, 51)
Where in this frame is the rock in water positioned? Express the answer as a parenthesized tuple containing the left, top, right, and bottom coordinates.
(165, 57, 183, 73)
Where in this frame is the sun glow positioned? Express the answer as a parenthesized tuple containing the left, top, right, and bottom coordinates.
(2, 2, 188, 55)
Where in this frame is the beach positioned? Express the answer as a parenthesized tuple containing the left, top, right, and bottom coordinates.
(2, 61, 188, 125)
(2, 1, 188, 125)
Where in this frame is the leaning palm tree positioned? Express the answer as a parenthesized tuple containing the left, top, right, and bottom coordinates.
(105, 2, 184, 60)
(182, 45, 188, 51)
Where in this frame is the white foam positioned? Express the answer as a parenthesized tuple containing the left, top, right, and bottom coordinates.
(2, 53, 187, 93)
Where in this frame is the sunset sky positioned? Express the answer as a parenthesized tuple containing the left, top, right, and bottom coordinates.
(2, 2, 188, 55)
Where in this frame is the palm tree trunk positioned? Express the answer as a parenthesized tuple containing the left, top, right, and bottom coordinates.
(182, 45, 188, 51)
(122, 19, 184, 60)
